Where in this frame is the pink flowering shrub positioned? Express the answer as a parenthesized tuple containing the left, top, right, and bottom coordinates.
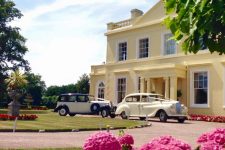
(118, 134, 134, 150)
(197, 128, 225, 150)
(189, 114, 225, 123)
(139, 136, 191, 150)
(83, 131, 121, 150)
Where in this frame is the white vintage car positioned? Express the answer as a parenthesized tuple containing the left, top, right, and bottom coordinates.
(54, 93, 116, 118)
(115, 93, 188, 123)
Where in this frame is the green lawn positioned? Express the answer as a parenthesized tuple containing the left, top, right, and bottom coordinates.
(0, 110, 146, 131)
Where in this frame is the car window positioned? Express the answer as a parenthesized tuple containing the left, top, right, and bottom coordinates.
(125, 96, 140, 102)
(68, 95, 76, 102)
(77, 95, 88, 102)
(59, 96, 67, 102)
(141, 95, 148, 102)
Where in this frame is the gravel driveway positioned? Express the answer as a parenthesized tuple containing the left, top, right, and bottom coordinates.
(0, 119, 224, 149)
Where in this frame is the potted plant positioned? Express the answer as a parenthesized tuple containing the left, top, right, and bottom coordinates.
(5, 70, 28, 116)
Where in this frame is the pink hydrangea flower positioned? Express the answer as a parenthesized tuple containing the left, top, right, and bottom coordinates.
(83, 131, 121, 150)
(140, 136, 191, 150)
(118, 134, 134, 145)
(197, 128, 225, 150)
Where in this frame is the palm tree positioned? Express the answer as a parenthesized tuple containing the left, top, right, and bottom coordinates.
(5, 70, 28, 116)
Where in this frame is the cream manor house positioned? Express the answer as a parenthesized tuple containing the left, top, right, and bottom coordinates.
(89, 1, 225, 116)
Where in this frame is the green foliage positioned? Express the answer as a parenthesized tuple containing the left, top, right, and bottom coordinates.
(41, 95, 58, 109)
(5, 70, 27, 91)
(44, 73, 89, 97)
(0, 0, 30, 73)
(0, 0, 30, 104)
(25, 72, 46, 105)
(164, 0, 225, 54)
(76, 73, 90, 94)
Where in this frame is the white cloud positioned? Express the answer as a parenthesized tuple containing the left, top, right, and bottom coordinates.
(14, 0, 159, 86)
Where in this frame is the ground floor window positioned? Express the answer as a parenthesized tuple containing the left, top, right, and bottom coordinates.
(191, 70, 209, 107)
(97, 82, 105, 98)
(117, 78, 126, 103)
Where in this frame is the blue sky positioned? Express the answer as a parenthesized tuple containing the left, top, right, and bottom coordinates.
(12, 0, 159, 87)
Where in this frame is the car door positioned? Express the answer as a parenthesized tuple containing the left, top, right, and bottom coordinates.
(125, 95, 140, 116)
(74, 95, 92, 113)
(139, 95, 155, 116)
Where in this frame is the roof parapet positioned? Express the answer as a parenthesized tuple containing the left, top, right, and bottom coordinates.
(107, 9, 143, 31)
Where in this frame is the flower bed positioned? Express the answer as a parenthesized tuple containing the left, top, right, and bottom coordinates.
(83, 128, 225, 150)
(189, 114, 225, 123)
(0, 114, 38, 121)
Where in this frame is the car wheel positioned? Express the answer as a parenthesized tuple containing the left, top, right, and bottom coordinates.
(159, 110, 168, 122)
(121, 111, 128, 119)
(59, 107, 68, 116)
(139, 117, 146, 121)
(69, 113, 76, 117)
(101, 108, 109, 118)
(90, 103, 100, 114)
(178, 118, 185, 123)
(109, 113, 116, 118)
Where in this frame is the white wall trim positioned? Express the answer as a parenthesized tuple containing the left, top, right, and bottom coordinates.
(115, 39, 128, 62)
(136, 35, 150, 59)
(190, 68, 210, 108)
(161, 31, 177, 57)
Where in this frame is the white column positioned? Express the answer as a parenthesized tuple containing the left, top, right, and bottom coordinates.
(164, 77, 169, 99)
(140, 77, 145, 93)
(147, 78, 151, 93)
(170, 76, 177, 100)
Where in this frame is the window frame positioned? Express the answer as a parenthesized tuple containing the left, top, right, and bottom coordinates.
(95, 81, 105, 99)
(137, 37, 149, 59)
(116, 77, 127, 103)
(116, 40, 128, 61)
(190, 68, 210, 108)
(161, 32, 177, 56)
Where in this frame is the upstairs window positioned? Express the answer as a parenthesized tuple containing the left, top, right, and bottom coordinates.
(199, 38, 207, 50)
(164, 33, 176, 55)
(118, 42, 127, 61)
(139, 38, 149, 58)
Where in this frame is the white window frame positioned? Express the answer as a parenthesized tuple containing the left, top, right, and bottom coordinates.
(116, 39, 128, 62)
(190, 68, 210, 108)
(95, 81, 105, 98)
(116, 76, 127, 104)
(161, 32, 177, 56)
(136, 36, 150, 59)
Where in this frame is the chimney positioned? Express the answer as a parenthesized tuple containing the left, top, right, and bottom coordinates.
(131, 9, 143, 19)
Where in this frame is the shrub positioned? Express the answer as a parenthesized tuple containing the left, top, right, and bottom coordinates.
(189, 114, 225, 123)
(83, 131, 121, 150)
(118, 130, 134, 150)
(0, 114, 38, 120)
(139, 136, 191, 150)
(197, 128, 225, 150)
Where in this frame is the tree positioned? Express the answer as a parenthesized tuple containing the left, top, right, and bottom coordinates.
(76, 74, 90, 94)
(0, 0, 30, 102)
(25, 72, 46, 105)
(164, 0, 225, 54)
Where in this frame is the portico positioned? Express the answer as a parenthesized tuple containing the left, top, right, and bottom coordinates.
(136, 64, 186, 101)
